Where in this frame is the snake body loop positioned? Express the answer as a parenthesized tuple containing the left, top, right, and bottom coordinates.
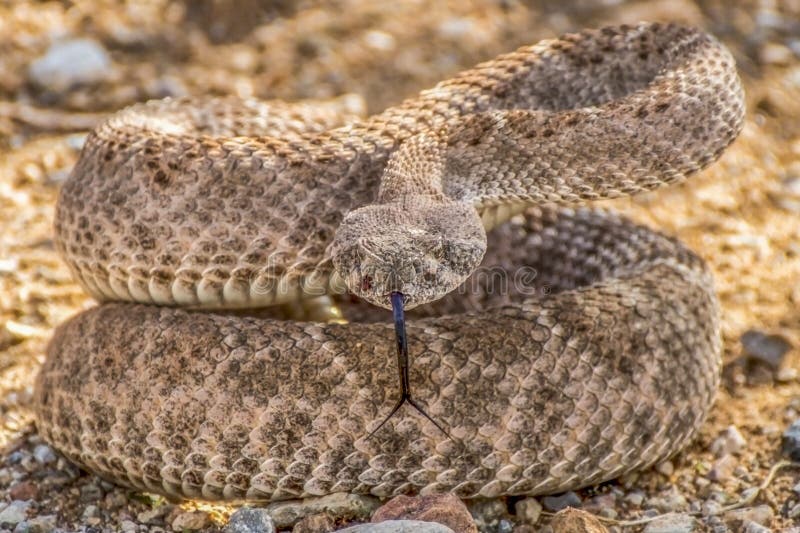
(36, 23, 744, 502)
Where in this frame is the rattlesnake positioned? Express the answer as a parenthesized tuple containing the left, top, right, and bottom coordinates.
(35, 23, 744, 502)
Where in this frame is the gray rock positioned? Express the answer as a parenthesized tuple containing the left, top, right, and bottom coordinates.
(13, 514, 57, 533)
(265, 493, 380, 529)
(624, 492, 645, 507)
(789, 503, 800, 519)
(32, 444, 56, 465)
(0, 501, 30, 527)
(701, 500, 723, 516)
(723, 505, 773, 528)
(81, 505, 99, 520)
(336, 520, 455, 533)
(646, 488, 688, 513)
(710, 426, 747, 457)
(741, 330, 791, 370)
(119, 520, 138, 532)
(28, 39, 112, 92)
(224, 507, 276, 533)
(514, 498, 542, 525)
(643, 513, 697, 533)
(542, 491, 582, 512)
(743, 521, 772, 533)
(782, 419, 800, 460)
(79, 482, 103, 502)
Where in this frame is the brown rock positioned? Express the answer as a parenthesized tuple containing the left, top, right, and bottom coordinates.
(551, 508, 609, 533)
(171, 510, 212, 530)
(372, 494, 477, 533)
(9, 481, 39, 501)
(293, 512, 336, 532)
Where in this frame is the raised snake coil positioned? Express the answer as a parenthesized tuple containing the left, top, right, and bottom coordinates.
(35, 23, 744, 502)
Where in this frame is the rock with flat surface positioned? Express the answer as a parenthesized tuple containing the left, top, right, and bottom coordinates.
(373, 494, 476, 533)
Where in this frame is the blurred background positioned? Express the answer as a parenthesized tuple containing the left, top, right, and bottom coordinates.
(1, 0, 799, 531)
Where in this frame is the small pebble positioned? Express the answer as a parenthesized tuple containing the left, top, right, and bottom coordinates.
(32, 445, 56, 465)
(542, 491, 582, 512)
(28, 39, 112, 92)
(0, 501, 30, 527)
(550, 508, 608, 533)
(104, 491, 128, 509)
(642, 512, 697, 533)
(19, 456, 38, 473)
(743, 521, 772, 533)
(466, 499, 507, 532)
(514, 498, 542, 525)
(708, 455, 738, 482)
(119, 520, 138, 532)
(9, 481, 38, 501)
(16, 514, 57, 533)
(172, 510, 212, 530)
(741, 330, 791, 370)
(624, 492, 645, 507)
(777, 366, 798, 382)
(646, 488, 688, 513)
(782, 419, 800, 460)
(702, 500, 723, 516)
(337, 520, 455, 533)
(711, 426, 747, 457)
(79, 483, 104, 502)
(582, 493, 616, 518)
(760, 43, 794, 65)
(292, 513, 334, 533)
(723, 505, 774, 528)
(81, 505, 99, 520)
(0, 468, 13, 485)
(225, 507, 276, 533)
(656, 461, 674, 477)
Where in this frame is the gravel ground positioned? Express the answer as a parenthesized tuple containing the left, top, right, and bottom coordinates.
(1, 1, 800, 531)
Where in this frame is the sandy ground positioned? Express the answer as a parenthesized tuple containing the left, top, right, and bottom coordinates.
(1, 1, 800, 531)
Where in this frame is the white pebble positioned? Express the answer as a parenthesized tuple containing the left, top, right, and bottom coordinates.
(710, 425, 747, 457)
(28, 39, 112, 92)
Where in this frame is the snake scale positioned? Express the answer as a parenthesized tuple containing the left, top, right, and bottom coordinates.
(35, 23, 745, 502)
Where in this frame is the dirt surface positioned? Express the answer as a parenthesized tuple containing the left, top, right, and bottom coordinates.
(1, 1, 799, 531)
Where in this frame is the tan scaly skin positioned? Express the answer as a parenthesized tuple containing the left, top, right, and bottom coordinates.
(37, 23, 744, 502)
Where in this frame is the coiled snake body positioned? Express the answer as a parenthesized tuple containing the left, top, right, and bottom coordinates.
(36, 23, 744, 502)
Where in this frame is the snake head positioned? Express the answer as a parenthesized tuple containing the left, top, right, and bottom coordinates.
(331, 196, 486, 310)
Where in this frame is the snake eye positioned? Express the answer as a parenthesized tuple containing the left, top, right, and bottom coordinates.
(361, 275, 373, 291)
